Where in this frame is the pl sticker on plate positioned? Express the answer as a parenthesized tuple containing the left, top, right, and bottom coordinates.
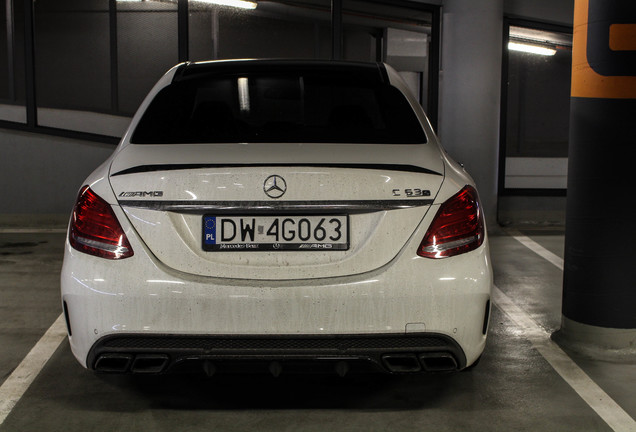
(203, 216, 217, 246)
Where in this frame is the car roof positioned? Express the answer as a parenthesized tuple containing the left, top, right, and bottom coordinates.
(172, 59, 389, 84)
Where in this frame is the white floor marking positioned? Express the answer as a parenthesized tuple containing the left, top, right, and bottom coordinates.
(0, 228, 66, 234)
(493, 286, 636, 432)
(0, 313, 67, 426)
(506, 229, 564, 270)
(497, 230, 636, 432)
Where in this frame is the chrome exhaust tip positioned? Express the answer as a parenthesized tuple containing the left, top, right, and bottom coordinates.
(94, 353, 133, 373)
(419, 352, 458, 372)
(130, 354, 169, 374)
(381, 354, 422, 373)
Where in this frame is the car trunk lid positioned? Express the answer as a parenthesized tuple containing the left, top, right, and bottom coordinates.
(109, 143, 444, 280)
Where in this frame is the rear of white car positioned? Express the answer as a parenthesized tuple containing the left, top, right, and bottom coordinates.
(61, 60, 492, 375)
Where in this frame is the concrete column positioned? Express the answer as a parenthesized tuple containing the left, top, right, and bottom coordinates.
(438, 0, 503, 231)
(554, 0, 636, 358)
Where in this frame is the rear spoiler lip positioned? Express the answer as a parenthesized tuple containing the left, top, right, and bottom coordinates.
(118, 199, 435, 215)
(110, 163, 442, 177)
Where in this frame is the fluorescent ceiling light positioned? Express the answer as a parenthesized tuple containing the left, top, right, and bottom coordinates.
(192, 0, 257, 9)
(508, 41, 556, 56)
(115, 0, 257, 6)
(238, 77, 250, 113)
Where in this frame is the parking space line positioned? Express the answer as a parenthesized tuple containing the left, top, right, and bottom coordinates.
(506, 229, 564, 270)
(0, 228, 67, 234)
(493, 286, 636, 432)
(497, 229, 636, 431)
(0, 313, 66, 426)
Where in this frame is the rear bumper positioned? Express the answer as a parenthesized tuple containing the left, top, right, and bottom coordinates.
(88, 332, 466, 374)
(61, 227, 492, 371)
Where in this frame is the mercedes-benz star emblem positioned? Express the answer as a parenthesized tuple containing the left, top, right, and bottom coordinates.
(263, 175, 287, 199)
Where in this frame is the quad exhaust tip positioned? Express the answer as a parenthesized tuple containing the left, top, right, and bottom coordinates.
(418, 352, 458, 372)
(131, 354, 169, 374)
(382, 354, 422, 373)
(382, 352, 458, 373)
(94, 353, 169, 373)
(94, 353, 133, 373)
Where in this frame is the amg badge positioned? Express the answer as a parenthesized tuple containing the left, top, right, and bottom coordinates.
(118, 191, 164, 198)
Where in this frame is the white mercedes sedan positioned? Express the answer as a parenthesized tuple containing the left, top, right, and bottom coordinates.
(61, 59, 492, 376)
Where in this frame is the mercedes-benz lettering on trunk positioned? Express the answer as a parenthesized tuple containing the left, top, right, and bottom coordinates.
(61, 60, 492, 376)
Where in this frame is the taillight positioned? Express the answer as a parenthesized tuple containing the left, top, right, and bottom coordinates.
(69, 186, 133, 259)
(417, 185, 484, 259)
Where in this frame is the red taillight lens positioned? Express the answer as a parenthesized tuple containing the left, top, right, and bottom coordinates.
(69, 186, 133, 259)
(417, 185, 484, 259)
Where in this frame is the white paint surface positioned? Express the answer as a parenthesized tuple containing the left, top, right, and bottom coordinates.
(0, 314, 66, 426)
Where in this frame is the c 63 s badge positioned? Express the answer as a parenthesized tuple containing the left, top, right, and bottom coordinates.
(392, 188, 431, 197)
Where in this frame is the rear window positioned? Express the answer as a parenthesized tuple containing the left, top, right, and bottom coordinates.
(131, 71, 427, 144)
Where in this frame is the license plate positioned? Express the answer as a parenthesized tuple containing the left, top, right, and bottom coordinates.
(202, 215, 349, 251)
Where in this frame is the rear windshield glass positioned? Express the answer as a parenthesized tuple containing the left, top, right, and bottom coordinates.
(131, 71, 427, 144)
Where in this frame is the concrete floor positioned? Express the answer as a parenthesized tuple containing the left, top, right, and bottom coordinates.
(1, 228, 634, 431)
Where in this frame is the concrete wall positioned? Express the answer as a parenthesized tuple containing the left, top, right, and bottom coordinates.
(0, 128, 115, 225)
(438, 0, 504, 231)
